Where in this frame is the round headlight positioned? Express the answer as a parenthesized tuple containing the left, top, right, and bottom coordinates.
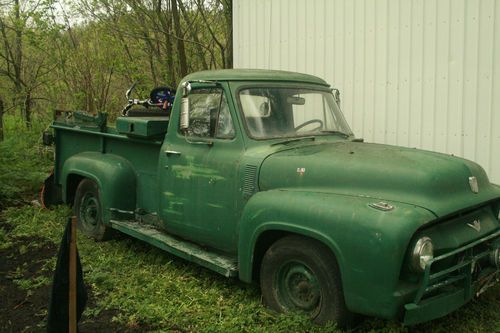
(411, 237, 434, 272)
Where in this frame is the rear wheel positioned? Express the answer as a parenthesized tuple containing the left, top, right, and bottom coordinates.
(260, 235, 351, 327)
(73, 179, 111, 241)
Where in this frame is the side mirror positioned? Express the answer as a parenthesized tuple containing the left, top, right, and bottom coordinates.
(333, 88, 341, 108)
(179, 81, 191, 131)
(180, 97, 189, 131)
(259, 101, 270, 116)
(182, 81, 191, 97)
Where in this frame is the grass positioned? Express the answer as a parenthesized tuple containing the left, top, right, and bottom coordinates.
(1, 115, 499, 332)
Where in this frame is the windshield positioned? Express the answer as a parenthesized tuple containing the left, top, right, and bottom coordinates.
(238, 87, 353, 139)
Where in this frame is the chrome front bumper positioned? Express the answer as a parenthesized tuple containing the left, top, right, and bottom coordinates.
(403, 229, 500, 325)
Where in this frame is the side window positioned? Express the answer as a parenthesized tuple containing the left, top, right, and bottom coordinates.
(184, 88, 235, 139)
(216, 96, 235, 138)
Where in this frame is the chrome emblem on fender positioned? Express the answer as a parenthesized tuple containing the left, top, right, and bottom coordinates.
(469, 176, 479, 194)
(467, 219, 481, 232)
(368, 202, 394, 211)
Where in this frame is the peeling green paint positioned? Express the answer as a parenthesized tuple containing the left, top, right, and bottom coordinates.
(170, 164, 225, 181)
(206, 203, 225, 209)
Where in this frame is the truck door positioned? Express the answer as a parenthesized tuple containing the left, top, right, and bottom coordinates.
(158, 84, 244, 253)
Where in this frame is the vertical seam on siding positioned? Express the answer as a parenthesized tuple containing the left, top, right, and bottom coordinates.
(267, 0, 272, 69)
(432, 1, 439, 151)
(324, 0, 327, 78)
(461, 0, 467, 157)
(420, 0, 426, 148)
(373, 0, 377, 140)
(362, 0, 366, 137)
(384, 0, 389, 143)
(445, 0, 452, 153)
(488, 0, 496, 177)
(352, 0, 356, 128)
(342, 0, 346, 119)
(474, 0, 482, 162)
(409, 0, 414, 147)
(396, 0, 401, 145)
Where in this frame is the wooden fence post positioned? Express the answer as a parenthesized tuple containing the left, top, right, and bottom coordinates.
(68, 216, 77, 333)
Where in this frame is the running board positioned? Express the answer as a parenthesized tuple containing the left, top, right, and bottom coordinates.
(109, 220, 238, 277)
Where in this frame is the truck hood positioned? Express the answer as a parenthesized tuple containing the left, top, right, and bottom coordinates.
(258, 141, 500, 217)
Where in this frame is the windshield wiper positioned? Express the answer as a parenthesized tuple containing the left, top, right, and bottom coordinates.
(270, 136, 316, 146)
(319, 130, 351, 138)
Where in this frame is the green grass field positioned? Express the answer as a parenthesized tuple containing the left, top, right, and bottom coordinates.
(1, 115, 499, 332)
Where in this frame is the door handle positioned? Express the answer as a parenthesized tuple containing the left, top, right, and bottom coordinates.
(164, 150, 181, 156)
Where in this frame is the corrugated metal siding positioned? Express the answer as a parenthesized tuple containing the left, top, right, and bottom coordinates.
(233, 0, 500, 184)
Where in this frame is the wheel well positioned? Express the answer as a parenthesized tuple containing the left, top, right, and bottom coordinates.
(252, 230, 289, 281)
(66, 174, 85, 205)
(252, 231, 340, 283)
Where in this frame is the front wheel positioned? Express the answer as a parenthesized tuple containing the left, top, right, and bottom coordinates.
(260, 235, 351, 327)
(73, 179, 112, 241)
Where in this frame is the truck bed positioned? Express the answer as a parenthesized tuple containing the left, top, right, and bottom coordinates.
(52, 112, 168, 214)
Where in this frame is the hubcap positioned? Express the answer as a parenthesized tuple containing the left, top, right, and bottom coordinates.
(276, 261, 321, 314)
(80, 193, 99, 227)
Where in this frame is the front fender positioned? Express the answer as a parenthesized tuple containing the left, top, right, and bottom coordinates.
(238, 189, 436, 318)
(62, 152, 137, 223)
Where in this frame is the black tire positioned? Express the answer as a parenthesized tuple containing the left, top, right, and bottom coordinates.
(73, 179, 112, 241)
(260, 235, 351, 327)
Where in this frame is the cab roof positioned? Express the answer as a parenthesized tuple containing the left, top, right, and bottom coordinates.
(182, 69, 330, 87)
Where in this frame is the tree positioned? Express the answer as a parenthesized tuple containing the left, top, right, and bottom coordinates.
(171, 0, 187, 77)
(194, 0, 232, 69)
(77, 0, 232, 86)
(0, 0, 57, 127)
(0, 0, 234, 121)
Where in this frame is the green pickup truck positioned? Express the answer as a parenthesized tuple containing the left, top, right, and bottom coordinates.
(45, 69, 500, 327)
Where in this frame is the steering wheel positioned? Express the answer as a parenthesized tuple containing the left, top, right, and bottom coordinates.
(294, 119, 324, 132)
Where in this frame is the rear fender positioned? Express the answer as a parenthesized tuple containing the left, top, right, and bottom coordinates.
(62, 152, 137, 224)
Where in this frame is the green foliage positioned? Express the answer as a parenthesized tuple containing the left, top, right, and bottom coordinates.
(0, 226, 12, 249)
(15, 273, 52, 291)
(0, 115, 53, 208)
(0, 0, 232, 124)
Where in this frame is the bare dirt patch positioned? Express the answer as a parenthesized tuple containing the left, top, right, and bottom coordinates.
(0, 220, 151, 332)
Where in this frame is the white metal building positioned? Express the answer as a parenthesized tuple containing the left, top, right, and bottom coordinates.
(233, 0, 500, 184)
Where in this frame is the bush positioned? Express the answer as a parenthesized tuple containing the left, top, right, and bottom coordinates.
(0, 115, 53, 208)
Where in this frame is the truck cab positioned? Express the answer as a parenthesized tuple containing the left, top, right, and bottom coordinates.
(47, 69, 500, 327)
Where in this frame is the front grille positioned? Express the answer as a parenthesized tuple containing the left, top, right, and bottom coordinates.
(411, 230, 500, 304)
